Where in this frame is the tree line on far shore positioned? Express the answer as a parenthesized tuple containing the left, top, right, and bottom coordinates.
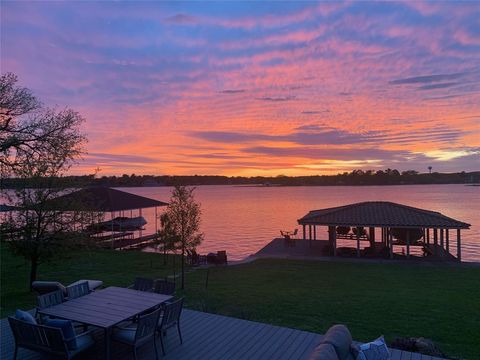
(3, 169, 479, 189)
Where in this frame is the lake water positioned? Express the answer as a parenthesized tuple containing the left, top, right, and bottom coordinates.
(116, 185, 480, 262)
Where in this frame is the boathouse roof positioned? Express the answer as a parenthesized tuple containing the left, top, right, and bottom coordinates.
(298, 201, 470, 229)
(44, 187, 168, 212)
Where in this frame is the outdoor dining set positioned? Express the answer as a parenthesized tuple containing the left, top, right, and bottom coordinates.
(8, 277, 183, 360)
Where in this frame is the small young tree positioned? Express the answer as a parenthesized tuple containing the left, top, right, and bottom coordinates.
(163, 185, 203, 289)
(157, 212, 180, 265)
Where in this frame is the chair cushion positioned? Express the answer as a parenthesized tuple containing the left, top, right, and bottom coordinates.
(31, 281, 67, 296)
(355, 336, 390, 360)
(112, 327, 136, 344)
(309, 343, 340, 360)
(323, 324, 353, 360)
(69, 333, 95, 357)
(15, 309, 37, 324)
(45, 319, 77, 350)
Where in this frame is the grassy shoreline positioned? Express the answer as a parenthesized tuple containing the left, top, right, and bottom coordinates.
(2, 245, 479, 359)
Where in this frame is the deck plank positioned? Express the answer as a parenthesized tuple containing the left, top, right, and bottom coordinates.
(391, 348, 403, 360)
(401, 350, 413, 360)
(1, 309, 448, 360)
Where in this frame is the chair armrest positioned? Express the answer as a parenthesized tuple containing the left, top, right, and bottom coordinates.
(127, 284, 134, 289)
(65, 328, 94, 342)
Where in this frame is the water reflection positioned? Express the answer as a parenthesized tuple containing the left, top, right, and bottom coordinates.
(120, 185, 480, 262)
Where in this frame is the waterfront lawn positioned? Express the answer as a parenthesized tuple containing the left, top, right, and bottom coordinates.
(2, 246, 479, 359)
(0, 244, 180, 318)
(185, 259, 480, 359)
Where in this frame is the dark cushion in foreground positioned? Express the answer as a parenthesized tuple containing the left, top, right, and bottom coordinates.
(309, 324, 355, 360)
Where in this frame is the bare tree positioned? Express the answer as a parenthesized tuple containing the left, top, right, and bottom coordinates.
(1, 73, 84, 174)
(162, 186, 203, 289)
(1, 72, 88, 288)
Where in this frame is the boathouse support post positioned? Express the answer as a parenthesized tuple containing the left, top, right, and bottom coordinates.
(440, 229, 444, 257)
(446, 229, 449, 254)
(111, 211, 114, 250)
(406, 229, 410, 258)
(369, 227, 375, 249)
(434, 229, 438, 255)
(426, 228, 430, 245)
(331, 226, 337, 257)
(457, 229, 461, 262)
(302, 225, 306, 240)
(308, 225, 312, 248)
(313, 225, 316, 241)
(389, 229, 393, 259)
(356, 232, 360, 258)
(139, 208, 143, 239)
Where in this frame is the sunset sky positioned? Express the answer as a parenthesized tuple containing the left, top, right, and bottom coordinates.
(2, 1, 479, 176)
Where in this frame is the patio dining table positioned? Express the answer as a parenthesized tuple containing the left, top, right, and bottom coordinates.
(38, 286, 172, 359)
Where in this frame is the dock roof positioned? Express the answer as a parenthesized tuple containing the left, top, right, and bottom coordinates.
(44, 187, 168, 212)
(298, 201, 470, 229)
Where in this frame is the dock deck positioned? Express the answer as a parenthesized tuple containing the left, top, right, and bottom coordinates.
(1, 309, 446, 359)
(255, 238, 458, 262)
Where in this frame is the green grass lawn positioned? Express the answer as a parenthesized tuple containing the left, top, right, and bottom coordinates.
(0, 244, 182, 318)
(2, 245, 479, 359)
(185, 260, 480, 359)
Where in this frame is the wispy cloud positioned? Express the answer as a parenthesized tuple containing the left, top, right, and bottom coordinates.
(417, 82, 459, 90)
(164, 14, 197, 25)
(219, 89, 246, 94)
(87, 153, 158, 164)
(255, 96, 296, 102)
(389, 72, 467, 85)
(301, 110, 330, 114)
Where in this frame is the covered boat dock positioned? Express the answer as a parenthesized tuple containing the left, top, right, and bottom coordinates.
(297, 201, 470, 261)
(256, 201, 470, 262)
(43, 187, 168, 249)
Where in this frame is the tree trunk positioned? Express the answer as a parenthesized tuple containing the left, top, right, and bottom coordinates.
(173, 254, 176, 285)
(29, 257, 38, 291)
(163, 241, 167, 265)
(181, 244, 185, 289)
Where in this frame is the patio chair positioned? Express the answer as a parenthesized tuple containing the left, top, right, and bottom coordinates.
(157, 297, 184, 355)
(129, 277, 154, 292)
(36, 289, 64, 322)
(37, 289, 65, 309)
(66, 281, 90, 299)
(32, 279, 103, 296)
(36, 290, 87, 329)
(111, 307, 161, 360)
(153, 279, 176, 296)
(8, 316, 95, 360)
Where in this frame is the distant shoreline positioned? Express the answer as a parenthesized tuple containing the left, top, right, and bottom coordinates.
(2, 170, 479, 189)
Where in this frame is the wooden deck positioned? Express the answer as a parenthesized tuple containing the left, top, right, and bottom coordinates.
(255, 238, 458, 262)
(1, 309, 446, 360)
